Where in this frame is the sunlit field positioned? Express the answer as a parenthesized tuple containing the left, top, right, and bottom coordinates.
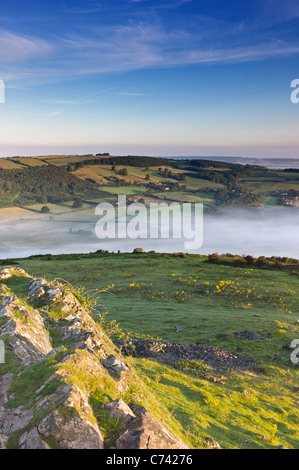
(6, 250, 297, 449)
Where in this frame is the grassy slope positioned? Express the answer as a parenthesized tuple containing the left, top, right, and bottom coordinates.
(11, 252, 299, 449)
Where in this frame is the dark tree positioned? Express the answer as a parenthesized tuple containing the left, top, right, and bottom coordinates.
(72, 199, 83, 208)
(39, 195, 48, 204)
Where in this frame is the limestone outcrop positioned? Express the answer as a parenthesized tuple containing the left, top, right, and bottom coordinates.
(0, 266, 188, 450)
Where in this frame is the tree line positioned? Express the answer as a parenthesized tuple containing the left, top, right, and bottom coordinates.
(0, 165, 110, 208)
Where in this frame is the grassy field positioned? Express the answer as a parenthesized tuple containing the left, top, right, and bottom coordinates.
(239, 168, 299, 194)
(0, 159, 22, 169)
(153, 191, 214, 204)
(99, 186, 147, 196)
(7, 251, 298, 449)
(65, 159, 299, 208)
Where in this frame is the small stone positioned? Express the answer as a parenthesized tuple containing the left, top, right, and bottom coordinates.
(111, 363, 129, 373)
(274, 352, 283, 361)
(104, 399, 135, 427)
(234, 330, 266, 341)
(0, 434, 8, 449)
(204, 437, 221, 449)
(0, 269, 12, 280)
(103, 355, 122, 369)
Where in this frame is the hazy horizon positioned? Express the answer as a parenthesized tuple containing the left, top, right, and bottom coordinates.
(0, 146, 299, 160)
(0, 149, 299, 161)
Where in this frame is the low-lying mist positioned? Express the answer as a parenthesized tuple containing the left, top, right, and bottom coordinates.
(0, 206, 298, 260)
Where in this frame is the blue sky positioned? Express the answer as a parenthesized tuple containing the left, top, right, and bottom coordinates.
(0, 0, 299, 158)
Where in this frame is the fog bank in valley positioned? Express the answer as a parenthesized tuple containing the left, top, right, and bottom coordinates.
(0, 207, 298, 260)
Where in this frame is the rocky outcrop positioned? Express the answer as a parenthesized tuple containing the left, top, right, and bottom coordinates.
(117, 338, 256, 372)
(115, 405, 188, 449)
(233, 330, 269, 341)
(0, 266, 188, 450)
(0, 294, 53, 365)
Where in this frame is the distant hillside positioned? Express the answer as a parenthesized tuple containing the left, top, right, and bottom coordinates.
(0, 153, 298, 211)
(170, 156, 299, 169)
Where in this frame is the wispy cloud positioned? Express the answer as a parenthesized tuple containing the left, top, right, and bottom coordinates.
(0, 30, 52, 63)
(151, 0, 193, 9)
(258, 0, 299, 23)
(42, 87, 115, 109)
(43, 99, 79, 105)
(118, 90, 150, 96)
(178, 42, 299, 65)
(127, 0, 192, 8)
(2, 7, 299, 88)
(46, 108, 65, 116)
(60, 0, 103, 14)
(57, 22, 299, 72)
(81, 87, 116, 99)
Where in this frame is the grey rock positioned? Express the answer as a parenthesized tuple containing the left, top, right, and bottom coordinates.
(43, 345, 66, 360)
(19, 427, 51, 449)
(204, 437, 221, 449)
(28, 279, 47, 300)
(115, 405, 188, 449)
(234, 330, 267, 341)
(38, 409, 104, 449)
(111, 363, 129, 373)
(0, 406, 33, 435)
(0, 299, 53, 364)
(0, 269, 13, 280)
(103, 355, 121, 369)
(0, 434, 8, 449)
(0, 373, 13, 407)
(46, 288, 61, 301)
(104, 399, 135, 426)
(103, 355, 129, 374)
